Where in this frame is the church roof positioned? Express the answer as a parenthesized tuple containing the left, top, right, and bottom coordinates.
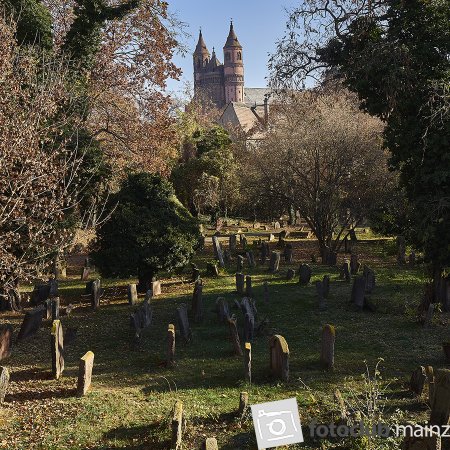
(224, 21, 242, 48)
(194, 30, 210, 55)
(218, 102, 266, 138)
(244, 88, 274, 106)
(206, 48, 222, 69)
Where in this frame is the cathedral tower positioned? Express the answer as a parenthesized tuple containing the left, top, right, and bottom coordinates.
(223, 21, 244, 104)
(193, 30, 210, 93)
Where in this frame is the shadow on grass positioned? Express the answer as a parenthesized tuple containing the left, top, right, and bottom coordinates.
(5, 386, 76, 402)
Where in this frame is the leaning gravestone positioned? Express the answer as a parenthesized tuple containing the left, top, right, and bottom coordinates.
(80, 266, 90, 281)
(316, 281, 327, 311)
(0, 325, 13, 361)
(320, 324, 335, 370)
(228, 317, 243, 356)
(351, 276, 366, 311)
(410, 366, 427, 396)
(236, 273, 245, 295)
(176, 304, 192, 343)
(268, 251, 281, 273)
(171, 400, 184, 450)
(299, 264, 312, 285)
(323, 275, 330, 298)
(127, 284, 138, 305)
(0, 366, 9, 403)
(269, 335, 289, 381)
(212, 236, 225, 268)
(216, 297, 230, 323)
(130, 298, 152, 341)
(51, 320, 64, 379)
(430, 369, 450, 426)
(245, 276, 253, 297)
(77, 351, 94, 396)
(17, 306, 45, 342)
(244, 342, 251, 383)
(191, 279, 203, 323)
(167, 324, 176, 367)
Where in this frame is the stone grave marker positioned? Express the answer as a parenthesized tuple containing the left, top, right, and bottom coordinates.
(171, 400, 184, 449)
(17, 306, 45, 342)
(191, 279, 203, 323)
(237, 255, 244, 272)
(77, 351, 94, 396)
(274, 221, 281, 230)
(228, 317, 243, 356)
(0, 325, 13, 361)
(268, 251, 281, 273)
(81, 266, 90, 281)
(245, 275, 253, 297)
(127, 284, 138, 305)
(430, 369, 450, 426)
(49, 278, 58, 297)
(269, 335, 289, 381)
(426, 366, 435, 406)
(176, 304, 192, 343)
(167, 324, 175, 367)
(341, 260, 351, 282)
(244, 342, 251, 383)
(236, 273, 245, 295)
(30, 283, 51, 306)
(350, 254, 361, 275)
(316, 281, 327, 311)
(363, 266, 376, 293)
(0, 366, 9, 403)
(323, 275, 330, 298)
(351, 276, 366, 311)
(238, 391, 249, 417)
(284, 243, 293, 263)
(410, 366, 427, 395)
(320, 324, 335, 370)
(260, 241, 270, 264)
(229, 234, 237, 254)
(299, 264, 312, 285)
(151, 280, 161, 296)
(216, 297, 230, 323)
(203, 438, 219, 450)
(246, 250, 256, 268)
(91, 279, 101, 309)
(51, 320, 64, 379)
(223, 249, 232, 265)
(286, 268, 296, 281)
(269, 233, 276, 242)
(130, 298, 152, 341)
(212, 236, 225, 268)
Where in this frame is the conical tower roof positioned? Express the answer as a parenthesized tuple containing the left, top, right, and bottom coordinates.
(224, 21, 242, 48)
(194, 30, 210, 56)
(207, 47, 222, 69)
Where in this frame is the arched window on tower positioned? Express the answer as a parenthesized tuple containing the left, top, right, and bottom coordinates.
(225, 52, 231, 62)
(237, 51, 242, 60)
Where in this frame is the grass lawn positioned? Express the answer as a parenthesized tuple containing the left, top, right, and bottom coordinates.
(0, 236, 448, 449)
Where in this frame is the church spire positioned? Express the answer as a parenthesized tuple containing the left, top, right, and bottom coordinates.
(224, 20, 242, 48)
(194, 29, 210, 56)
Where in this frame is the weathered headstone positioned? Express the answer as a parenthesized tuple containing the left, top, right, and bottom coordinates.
(127, 284, 138, 305)
(81, 266, 90, 281)
(203, 438, 219, 450)
(0, 325, 13, 361)
(238, 391, 249, 417)
(363, 266, 376, 293)
(151, 280, 161, 296)
(284, 243, 293, 263)
(51, 320, 64, 379)
(286, 268, 296, 281)
(410, 366, 427, 395)
(223, 249, 232, 265)
(350, 254, 361, 275)
(212, 236, 225, 268)
(246, 251, 256, 268)
(316, 281, 327, 311)
(77, 351, 94, 396)
(269, 335, 289, 381)
(274, 221, 281, 230)
(323, 275, 330, 298)
(229, 234, 237, 254)
(167, 324, 175, 367)
(260, 241, 270, 264)
(17, 306, 45, 342)
(176, 304, 192, 343)
(351, 276, 366, 310)
(91, 279, 101, 309)
(171, 400, 184, 449)
(299, 264, 312, 285)
(237, 255, 244, 272)
(236, 273, 245, 295)
(320, 324, 335, 370)
(244, 342, 251, 383)
(268, 251, 281, 273)
(0, 366, 9, 403)
(341, 260, 351, 282)
(245, 275, 253, 297)
(228, 317, 243, 356)
(216, 297, 230, 323)
(430, 369, 450, 426)
(130, 298, 152, 340)
(191, 279, 203, 323)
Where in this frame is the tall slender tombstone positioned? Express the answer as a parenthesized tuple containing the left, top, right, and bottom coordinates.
(51, 320, 64, 379)
(17, 306, 45, 342)
(284, 243, 293, 263)
(260, 241, 270, 264)
(299, 264, 312, 286)
(244, 342, 252, 383)
(91, 279, 101, 309)
(0, 325, 13, 361)
(167, 324, 175, 367)
(203, 438, 219, 450)
(171, 400, 184, 450)
(77, 351, 94, 396)
(351, 276, 366, 311)
(176, 304, 192, 343)
(342, 260, 351, 282)
(228, 317, 243, 356)
(246, 251, 255, 268)
(237, 255, 244, 272)
(229, 234, 237, 255)
(269, 335, 289, 382)
(191, 279, 203, 323)
(127, 284, 138, 305)
(320, 324, 335, 370)
(268, 251, 281, 273)
(238, 391, 249, 418)
(430, 369, 450, 426)
(245, 276, 253, 297)
(212, 236, 225, 268)
(316, 281, 327, 311)
(0, 366, 9, 403)
(323, 275, 330, 298)
(51, 298, 60, 321)
(235, 273, 245, 296)
(350, 254, 361, 275)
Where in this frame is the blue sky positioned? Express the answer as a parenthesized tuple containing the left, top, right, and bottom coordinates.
(166, 0, 299, 96)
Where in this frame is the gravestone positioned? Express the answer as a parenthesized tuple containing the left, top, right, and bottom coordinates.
(0, 325, 13, 361)
(284, 243, 293, 263)
(237, 255, 244, 272)
(268, 251, 281, 273)
(81, 267, 90, 281)
(245, 276, 253, 297)
(51, 320, 64, 379)
(223, 249, 232, 265)
(191, 263, 200, 282)
(351, 276, 366, 310)
(171, 400, 184, 450)
(263, 281, 269, 303)
(51, 297, 60, 321)
(286, 269, 296, 281)
(216, 297, 230, 323)
(228, 317, 243, 356)
(238, 391, 249, 417)
(191, 279, 203, 323)
(323, 275, 330, 298)
(299, 264, 312, 285)
(430, 369, 450, 426)
(424, 304, 435, 327)
(151, 280, 161, 296)
(176, 304, 192, 343)
(320, 324, 335, 370)
(77, 351, 94, 396)
(341, 260, 351, 282)
(212, 236, 225, 268)
(426, 366, 435, 406)
(269, 233, 276, 242)
(0, 366, 9, 403)
(236, 273, 245, 295)
(363, 266, 376, 293)
(316, 281, 327, 311)
(203, 438, 219, 450)
(350, 254, 360, 275)
(244, 342, 251, 383)
(229, 234, 237, 254)
(274, 221, 281, 230)
(167, 324, 175, 367)
(246, 251, 256, 268)
(269, 335, 289, 381)
(127, 284, 138, 305)
(397, 235, 407, 265)
(91, 279, 101, 309)
(260, 241, 270, 264)
(17, 306, 45, 342)
(410, 366, 427, 395)
(130, 298, 152, 340)
(206, 262, 219, 277)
